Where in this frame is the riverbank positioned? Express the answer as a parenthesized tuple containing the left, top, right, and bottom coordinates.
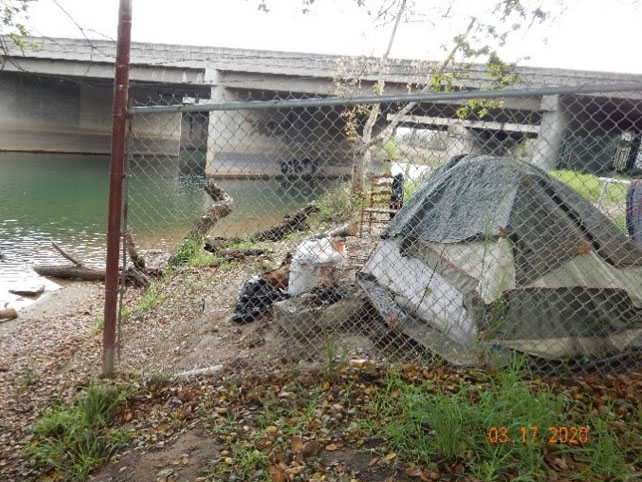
(0, 198, 367, 479)
(0, 280, 105, 478)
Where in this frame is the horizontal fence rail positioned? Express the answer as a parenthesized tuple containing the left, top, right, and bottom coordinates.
(129, 82, 642, 115)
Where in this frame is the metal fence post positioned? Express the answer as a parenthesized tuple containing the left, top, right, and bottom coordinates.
(103, 0, 132, 377)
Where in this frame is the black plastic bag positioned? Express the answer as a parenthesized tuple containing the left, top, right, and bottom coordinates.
(230, 276, 289, 324)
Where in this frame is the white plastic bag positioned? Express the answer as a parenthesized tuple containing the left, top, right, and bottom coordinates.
(288, 237, 346, 295)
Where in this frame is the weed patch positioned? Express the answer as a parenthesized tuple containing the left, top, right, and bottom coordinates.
(368, 359, 639, 480)
(310, 183, 360, 226)
(169, 236, 221, 268)
(28, 384, 133, 481)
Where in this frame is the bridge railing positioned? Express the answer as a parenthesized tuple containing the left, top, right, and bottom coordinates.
(123, 82, 642, 375)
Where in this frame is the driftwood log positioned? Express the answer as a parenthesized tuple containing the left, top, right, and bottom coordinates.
(34, 237, 151, 287)
(250, 204, 319, 242)
(170, 180, 235, 265)
(33, 264, 106, 281)
(184, 179, 234, 241)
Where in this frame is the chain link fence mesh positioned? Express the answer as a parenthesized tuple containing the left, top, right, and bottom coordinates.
(122, 84, 642, 376)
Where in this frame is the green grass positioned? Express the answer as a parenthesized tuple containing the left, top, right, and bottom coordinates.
(550, 169, 627, 204)
(132, 281, 168, 315)
(222, 238, 273, 252)
(169, 236, 222, 268)
(310, 183, 361, 226)
(171, 236, 253, 269)
(28, 384, 133, 481)
(324, 335, 348, 383)
(367, 357, 639, 480)
(91, 316, 104, 336)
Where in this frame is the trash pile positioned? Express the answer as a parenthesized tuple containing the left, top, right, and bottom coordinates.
(230, 234, 360, 336)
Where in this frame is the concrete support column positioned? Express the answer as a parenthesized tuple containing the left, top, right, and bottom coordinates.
(532, 95, 568, 170)
(205, 69, 240, 177)
(445, 122, 477, 159)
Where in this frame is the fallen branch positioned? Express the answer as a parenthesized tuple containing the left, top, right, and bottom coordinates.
(35, 239, 151, 286)
(124, 267, 151, 287)
(32, 264, 150, 287)
(125, 228, 145, 270)
(250, 204, 319, 242)
(52, 241, 83, 267)
(219, 248, 268, 258)
(203, 238, 269, 259)
(204, 237, 242, 253)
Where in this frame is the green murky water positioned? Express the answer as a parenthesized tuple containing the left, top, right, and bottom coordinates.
(0, 152, 338, 297)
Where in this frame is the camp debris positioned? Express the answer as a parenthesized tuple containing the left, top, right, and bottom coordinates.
(358, 154, 642, 365)
(230, 276, 289, 324)
(230, 237, 349, 324)
(288, 237, 347, 296)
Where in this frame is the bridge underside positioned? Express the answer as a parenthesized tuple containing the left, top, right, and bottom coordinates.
(1, 68, 641, 175)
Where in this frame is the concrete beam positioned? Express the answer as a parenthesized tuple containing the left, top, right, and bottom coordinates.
(2, 57, 205, 85)
(7, 36, 642, 94)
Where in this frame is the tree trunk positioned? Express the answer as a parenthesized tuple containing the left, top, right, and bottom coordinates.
(351, 0, 405, 195)
(352, 148, 372, 195)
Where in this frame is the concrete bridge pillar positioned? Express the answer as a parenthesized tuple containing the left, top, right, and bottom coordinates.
(204, 69, 354, 179)
(445, 122, 477, 159)
(205, 69, 294, 178)
(206, 70, 239, 176)
(532, 95, 569, 170)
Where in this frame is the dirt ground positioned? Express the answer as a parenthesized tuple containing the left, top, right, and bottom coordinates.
(0, 224, 382, 480)
(91, 427, 414, 482)
(91, 427, 219, 482)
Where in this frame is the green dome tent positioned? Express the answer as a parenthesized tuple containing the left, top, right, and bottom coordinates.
(358, 155, 642, 365)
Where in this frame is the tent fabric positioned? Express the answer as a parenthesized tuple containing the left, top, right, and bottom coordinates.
(362, 239, 477, 346)
(384, 155, 642, 273)
(361, 155, 642, 363)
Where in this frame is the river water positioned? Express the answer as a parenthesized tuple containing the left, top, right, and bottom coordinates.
(0, 152, 340, 306)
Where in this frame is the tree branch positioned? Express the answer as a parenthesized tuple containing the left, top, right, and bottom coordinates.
(52, 241, 83, 267)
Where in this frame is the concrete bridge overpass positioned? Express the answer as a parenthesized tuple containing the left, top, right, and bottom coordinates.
(2, 36, 642, 175)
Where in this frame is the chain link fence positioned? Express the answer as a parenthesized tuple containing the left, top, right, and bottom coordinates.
(122, 83, 642, 375)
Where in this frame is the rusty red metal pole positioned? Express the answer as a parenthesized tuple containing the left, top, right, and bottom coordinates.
(103, 0, 132, 377)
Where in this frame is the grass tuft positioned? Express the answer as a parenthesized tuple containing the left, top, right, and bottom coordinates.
(28, 384, 132, 481)
(369, 357, 637, 480)
(311, 183, 360, 226)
